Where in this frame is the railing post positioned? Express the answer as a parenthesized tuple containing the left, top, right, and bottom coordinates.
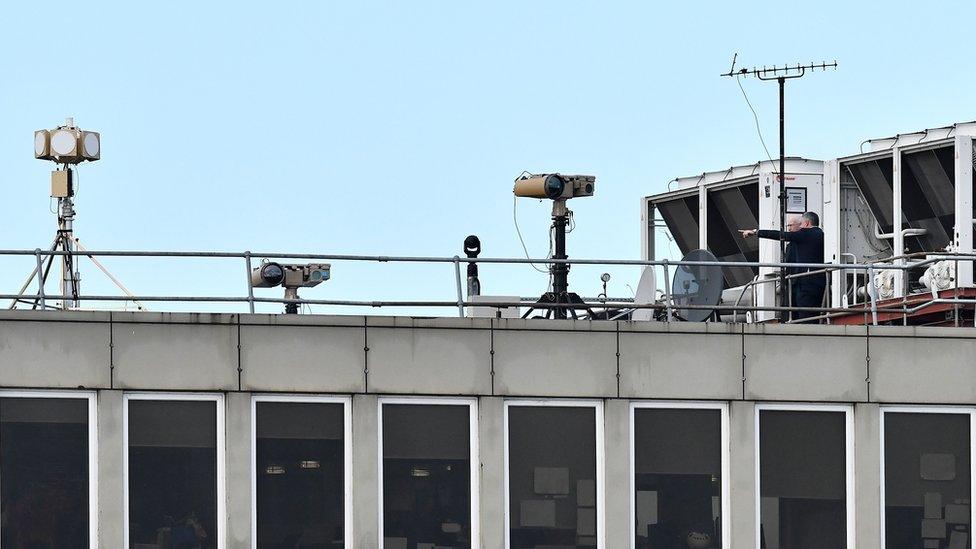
(34, 248, 45, 310)
(662, 260, 672, 323)
(244, 251, 255, 314)
(453, 256, 464, 318)
(867, 265, 878, 326)
(955, 258, 960, 327)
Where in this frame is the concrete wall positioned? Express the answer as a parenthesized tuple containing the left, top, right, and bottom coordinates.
(2, 310, 976, 547)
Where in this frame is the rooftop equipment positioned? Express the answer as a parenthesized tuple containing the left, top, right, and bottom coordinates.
(643, 158, 824, 322)
(514, 172, 596, 319)
(824, 122, 976, 306)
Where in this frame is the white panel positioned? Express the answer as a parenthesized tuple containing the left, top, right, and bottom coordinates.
(893, 146, 905, 297)
(955, 136, 974, 287)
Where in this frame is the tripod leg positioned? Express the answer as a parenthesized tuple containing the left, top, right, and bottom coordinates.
(7, 235, 59, 309)
(32, 236, 60, 310)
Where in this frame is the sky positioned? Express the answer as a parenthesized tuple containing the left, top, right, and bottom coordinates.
(2, 1, 975, 315)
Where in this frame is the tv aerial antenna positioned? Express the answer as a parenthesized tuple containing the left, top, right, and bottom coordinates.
(8, 118, 145, 311)
(721, 54, 836, 318)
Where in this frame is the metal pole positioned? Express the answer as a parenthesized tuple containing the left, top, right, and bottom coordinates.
(778, 76, 787, 320)
(868, 266, 878, 325)
(7, 235, 59, 309)
(244, 251, 255, 314)
(34, 249, 45, 310)
(662, 261, 673, 322)
(72, 237, 146, 311)
(552, 201, 569, 319)
(453, 256, 464, 318)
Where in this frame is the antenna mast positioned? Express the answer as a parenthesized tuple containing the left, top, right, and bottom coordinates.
(722, 56, 837, 320)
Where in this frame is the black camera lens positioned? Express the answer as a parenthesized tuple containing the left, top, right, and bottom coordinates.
(262, 263, 284, 285)
(544, 175, 565, 199)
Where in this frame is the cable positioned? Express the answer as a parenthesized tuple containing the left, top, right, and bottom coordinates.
(513, 195, 550, 274)
(736, 74, 776, 165)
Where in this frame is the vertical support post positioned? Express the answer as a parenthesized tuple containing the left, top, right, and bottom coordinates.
(641, 199, 656, 262)
(824, 159, 844, 308)
(244, 252, 255, 314)
(35, 248, 45, 309)
(954, 136, 974, 288)
(868, 265, 879, 325)
(551, 201, 569, 319)
(453, 256, 465, 318)
(698, 181, 708, 250)
(662, 261, 673, 322)
(777, 77, 788, 316)
(892, 146, 905, 298)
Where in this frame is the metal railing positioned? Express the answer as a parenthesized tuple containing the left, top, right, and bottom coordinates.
(1, 248, 975, 325)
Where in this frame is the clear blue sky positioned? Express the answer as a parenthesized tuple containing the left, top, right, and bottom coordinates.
(2, 1, 974, 314)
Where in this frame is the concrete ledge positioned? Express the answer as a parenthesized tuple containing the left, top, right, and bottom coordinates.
(619, 323, 741, 400)
(366, 326, 490, 395)
(240, 325, 365, 393)
(493, 328, 617, 397)
(744, 324, 868, 402)
(0, 319, 110, 389)
(112, 322, 238, 390)
(869, 332, 976, 403)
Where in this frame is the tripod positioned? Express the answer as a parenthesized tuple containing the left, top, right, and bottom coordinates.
(522, 199, 592, 320)
(8, 166, 144, 311)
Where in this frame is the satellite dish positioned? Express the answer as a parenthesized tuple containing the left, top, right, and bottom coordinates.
(671, 249, 723, 322)
(632, 267, 657, 321)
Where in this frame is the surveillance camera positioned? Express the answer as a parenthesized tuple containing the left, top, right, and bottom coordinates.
(250, 262, 331, 289)
(251, 262, 285, 288)
(513, 173, 595, 200)
(282, 263, 331, 288)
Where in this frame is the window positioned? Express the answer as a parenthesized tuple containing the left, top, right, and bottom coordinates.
(379, 399, 478, 548)
(253, 396, 351, 548)
(882, 408, 975, 549)
(505, 401, 603, 548)
(756, 405, 852, 549)
(0, 392, 96, 548)
(125, 394, 224, 549)
(631, 403, 728, 549)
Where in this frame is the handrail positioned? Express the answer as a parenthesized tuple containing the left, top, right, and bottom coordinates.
(1, 247, 974, 323)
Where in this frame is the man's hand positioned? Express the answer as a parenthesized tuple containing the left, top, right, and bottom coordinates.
(738, 228, 757, 238)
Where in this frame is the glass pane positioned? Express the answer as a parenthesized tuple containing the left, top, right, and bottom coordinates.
(382, 404, 472, 548)
(884, 412, 971, 549)
(128, 399, 218, 549)
(0, 397, 90, 548)
(633, 408, 722, 548)
(508, 406, 597, 548)
(759, 410, 847, 549)
(256, 401, 345, 547)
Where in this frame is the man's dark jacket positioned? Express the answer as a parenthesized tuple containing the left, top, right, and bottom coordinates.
(757, 227, 825, 290)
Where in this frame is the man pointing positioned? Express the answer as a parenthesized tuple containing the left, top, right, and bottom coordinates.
(739, 211, 825, 322)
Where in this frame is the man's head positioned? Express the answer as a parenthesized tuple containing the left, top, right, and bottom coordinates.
(800, 211, 819, 228)
(786, 216, 801, 232)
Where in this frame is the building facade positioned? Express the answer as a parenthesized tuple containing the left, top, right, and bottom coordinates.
(1, 309, 974, 548)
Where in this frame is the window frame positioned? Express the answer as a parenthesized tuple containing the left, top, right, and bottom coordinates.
(754, 403, 855, 549)
(879, 405, 976, 548)
(503, 398, 606, 549)
(628, 400, 730, 549)
(122, 392, 226, 549)
(377, 396, 480, 549)
(0, 389, 98, 547)
(250, 394, 353, 549)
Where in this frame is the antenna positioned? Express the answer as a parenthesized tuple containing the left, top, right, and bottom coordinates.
(10, 120, 146, 312)
(722, 55, 837, 319)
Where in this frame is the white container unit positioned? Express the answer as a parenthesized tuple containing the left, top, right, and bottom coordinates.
(643, 158, 824, 322)
(824, 122, 976, 305)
